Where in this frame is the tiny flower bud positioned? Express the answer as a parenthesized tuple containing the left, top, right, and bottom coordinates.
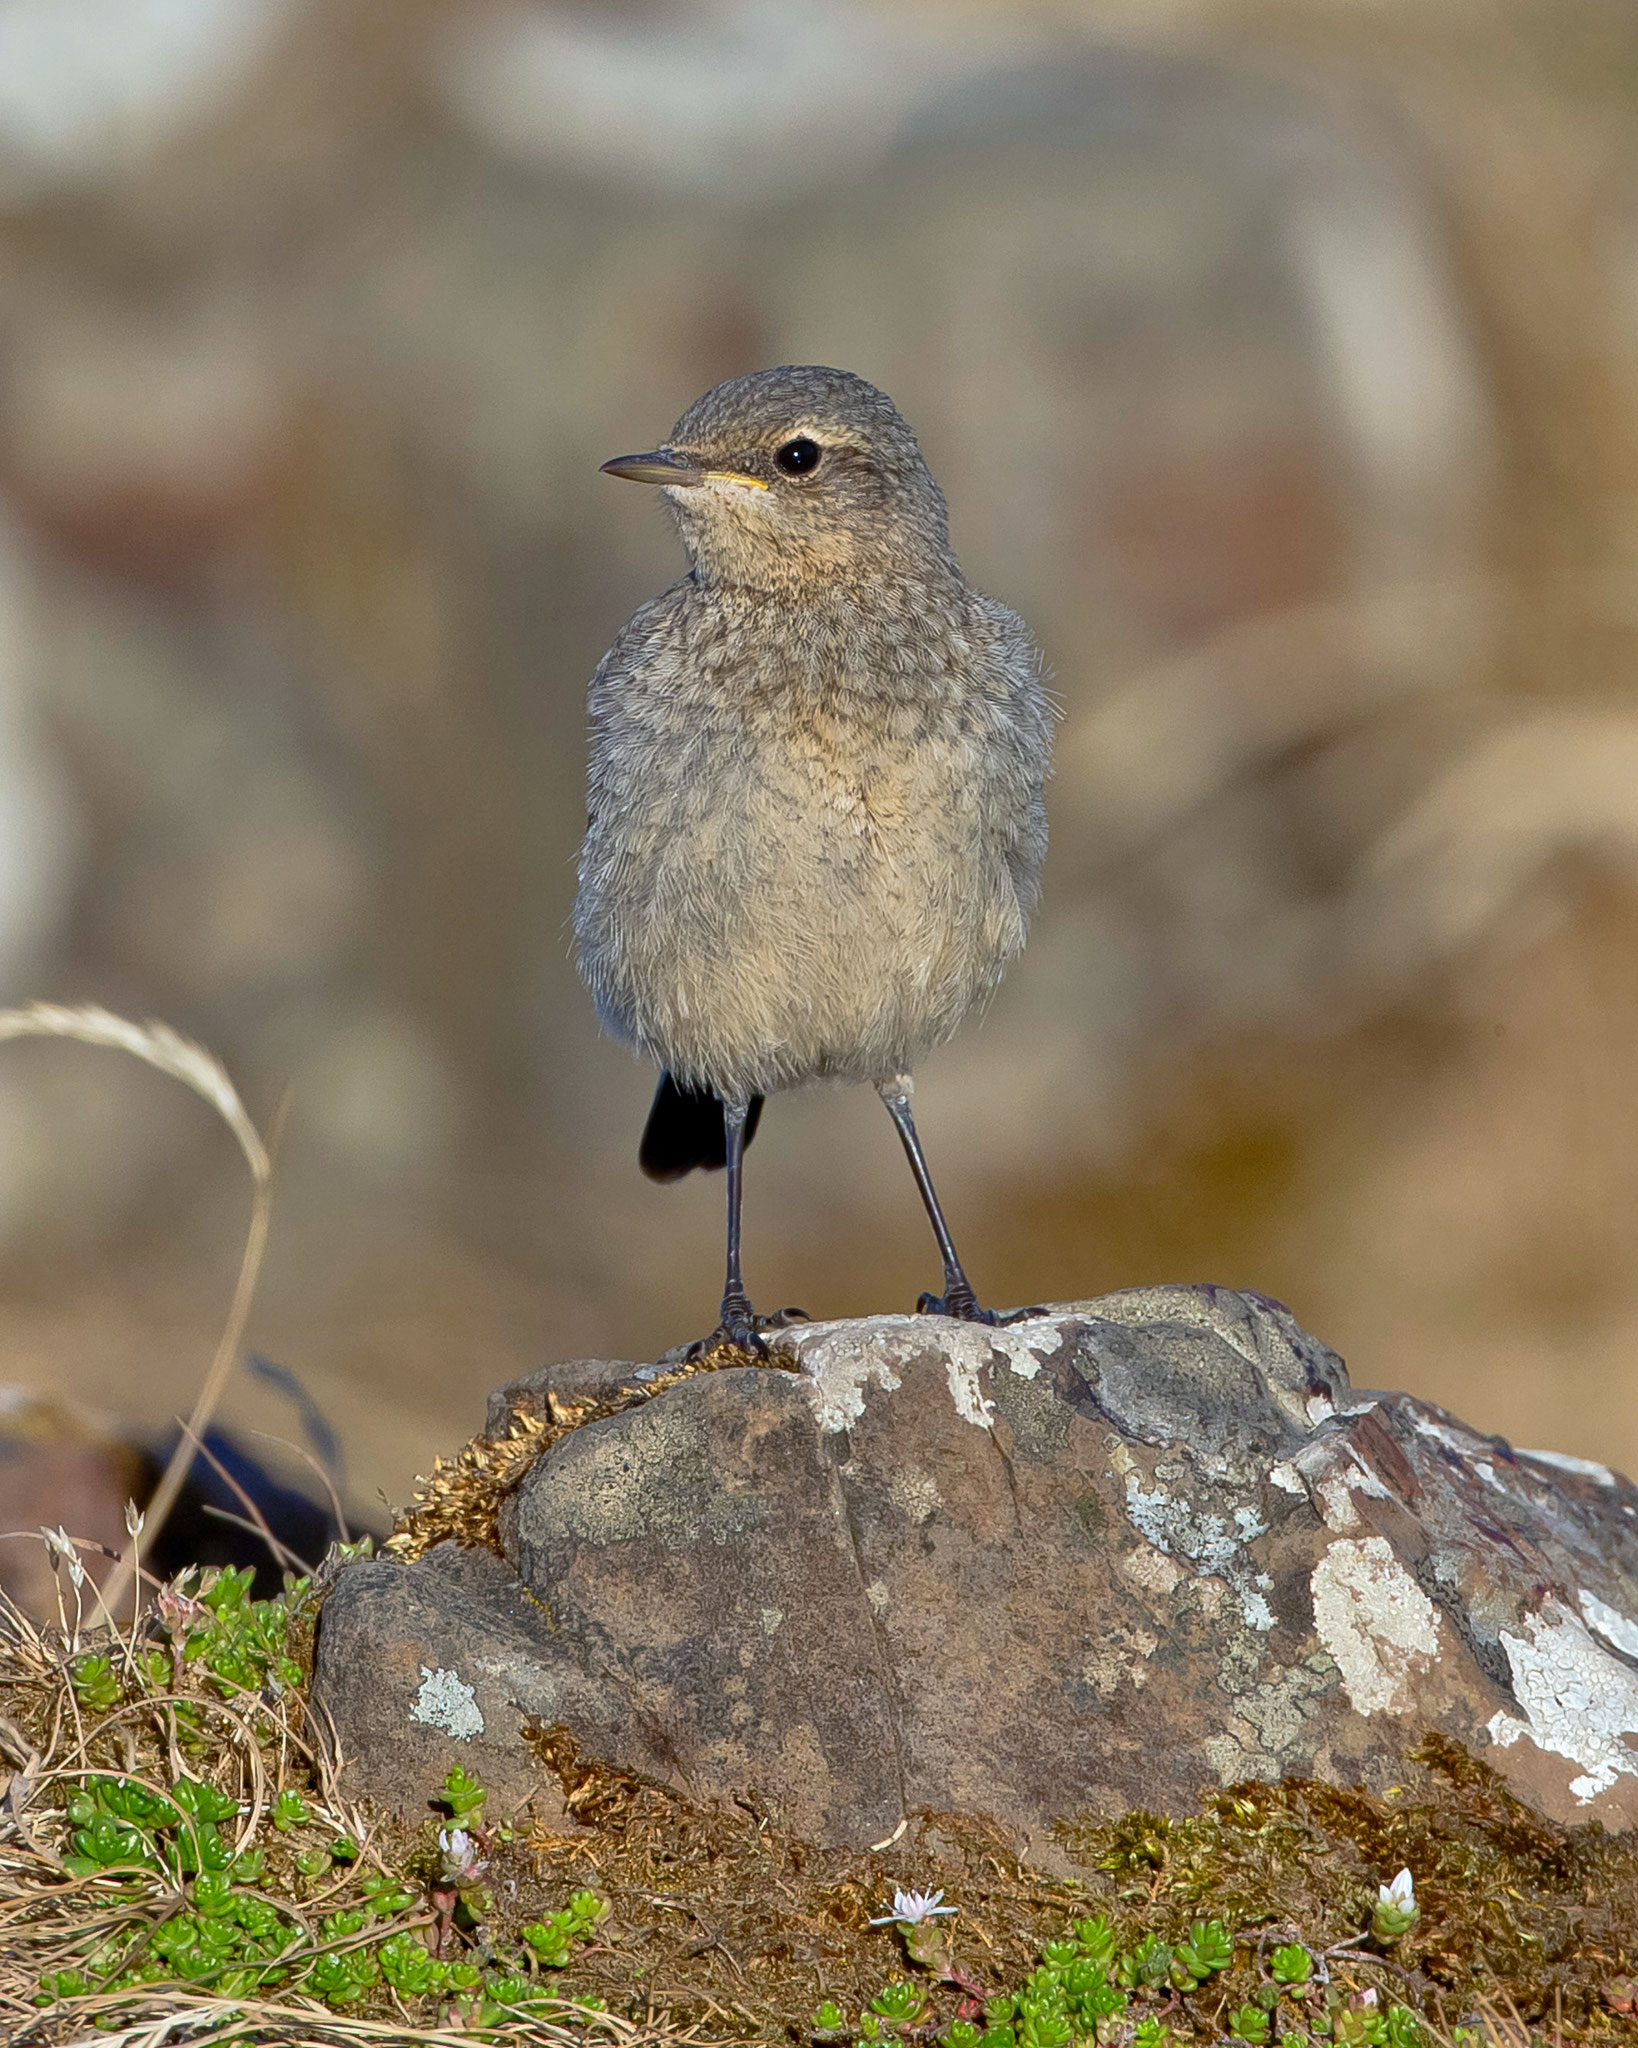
(1371, 1868, 1419, 1944)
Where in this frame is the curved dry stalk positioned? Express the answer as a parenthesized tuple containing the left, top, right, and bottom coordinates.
(0, 1004, 274, 1623)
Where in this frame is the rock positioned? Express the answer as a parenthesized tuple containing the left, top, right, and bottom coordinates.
(312, 1286, 1638, 1851)
(311, 1541, 664, 1825)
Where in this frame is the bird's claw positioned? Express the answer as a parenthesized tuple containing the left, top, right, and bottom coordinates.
(915, 1291, 1048, 1327)
(685, 1302, 812, 1364)
(916, 1287, 994, 1323)
(687, 1318, 769, 1363)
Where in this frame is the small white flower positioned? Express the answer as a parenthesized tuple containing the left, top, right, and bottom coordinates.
(1378, 1869, 1415, 1912)
(437, 1826, 488, 1882)
(125, 1501, 145, 1538)
(869, 1887, 957, 1926)
(41, 1524, 86, 1589)
(1360, 1989, 1380, 2009)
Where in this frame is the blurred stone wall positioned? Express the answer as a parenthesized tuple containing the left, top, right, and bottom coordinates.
(0, 0, 1636, 1511)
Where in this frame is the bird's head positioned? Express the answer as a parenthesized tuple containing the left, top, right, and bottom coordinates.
(600, 366, 956, 595)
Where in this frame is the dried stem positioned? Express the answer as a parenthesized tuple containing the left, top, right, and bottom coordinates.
(0, 1004, 274, 1621)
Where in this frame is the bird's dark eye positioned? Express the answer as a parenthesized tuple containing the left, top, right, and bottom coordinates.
(774, 436, 822, 476)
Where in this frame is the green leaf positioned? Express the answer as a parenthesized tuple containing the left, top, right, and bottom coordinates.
(360, 1871, 414, 1913)
(71, 1655, 122, 1713)
(1072, 1917, 1117, 1966)
(272, 1790, 311, 1832)
(1175, 1917, 1233, 1982)
(1229, 2005, 1273, 2044)
(1271, 1946, 1312, 1986)
(871, 1980, 926, 2023)
(1015, 2009, 1071, 2048)
(522, 1920, 573, 1968)
(1117, 1935, 1173, 1991)
(170, 1778, 239, 1824)
(441, 1763, 488, 1822)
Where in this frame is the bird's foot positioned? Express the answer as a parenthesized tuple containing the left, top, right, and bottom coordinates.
(916, 1280, 992, 1323)
(916, 1287, 1048, 1327)
(685, 1300, 811, 1365)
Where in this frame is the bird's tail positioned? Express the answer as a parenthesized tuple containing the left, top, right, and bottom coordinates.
(639, 1073, 764, 1181)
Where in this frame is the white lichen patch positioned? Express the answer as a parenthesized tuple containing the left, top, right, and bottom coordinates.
(994, 1316, 1063, 1378)
(1520, 1447, 1617, 1488)
(1297, 1439, 1392, 1531)
(1309, 1537, 1440, 1716)
(1207, 1658, 1333, 1782)
(1316, 1476, 1361, 1530)
(411, 1665, 483, 1742)
(778, 1312, 1070, 1432)
(1410, 1413, 1486, 1460)
(1269, 1462, 1306, 1496)
(776, 1315, 910, 1430)
(1204, 1731, 1280, 1785)
(1580, 1589, 1638, 1662)
(1487, 1603, 1638, 1800)
(1122, 1476, 1273, 1630)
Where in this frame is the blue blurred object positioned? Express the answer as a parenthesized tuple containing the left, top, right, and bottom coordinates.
(143, 1426, 341, 1593)
(142, 1357, 377, 1592)
(246, 1351, 347, 1492)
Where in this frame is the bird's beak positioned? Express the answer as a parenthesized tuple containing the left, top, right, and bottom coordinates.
(599, 449, 705, 487)
(599, 448, 770, 491)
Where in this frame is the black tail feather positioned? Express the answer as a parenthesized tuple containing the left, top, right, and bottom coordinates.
(639, 1073, 764, 1181)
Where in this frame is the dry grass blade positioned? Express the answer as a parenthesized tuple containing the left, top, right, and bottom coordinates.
(0, 1005, 269, 1182)
(15, 1988, 659, 2047)
(0, 1004, 273, 1621)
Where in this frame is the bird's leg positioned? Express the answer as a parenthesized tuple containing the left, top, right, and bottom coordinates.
(877, 1076, 993, 1323)
(695, 1096, 771, 1359)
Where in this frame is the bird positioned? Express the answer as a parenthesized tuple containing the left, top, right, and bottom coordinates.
(574, 365, 1052, 1357)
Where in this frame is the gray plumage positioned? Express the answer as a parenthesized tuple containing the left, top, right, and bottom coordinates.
(575, 365, 1052, 1350)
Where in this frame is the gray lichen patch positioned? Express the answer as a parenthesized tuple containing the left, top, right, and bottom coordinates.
(409, 1663, 484, 1741)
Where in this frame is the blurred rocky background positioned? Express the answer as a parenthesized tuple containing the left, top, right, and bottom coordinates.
(0, 0, 1636, 1557)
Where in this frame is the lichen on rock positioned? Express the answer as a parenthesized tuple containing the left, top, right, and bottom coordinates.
(316, 1284, 1638, 1846)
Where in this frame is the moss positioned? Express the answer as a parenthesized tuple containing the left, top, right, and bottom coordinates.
(1055, 1736, 1638, 2038)
(487, 1726, 1633, 2045)
(385, 1345, 776, 1561)
(12, 1560, 1638, 2048)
